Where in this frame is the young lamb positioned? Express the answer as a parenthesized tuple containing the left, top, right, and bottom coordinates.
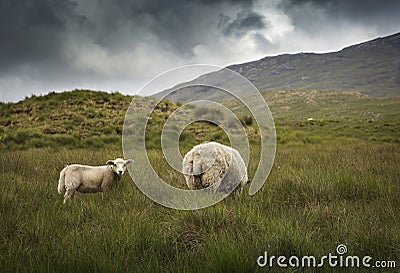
(182, 142, 249, 195)
(57, 158, 134, 203)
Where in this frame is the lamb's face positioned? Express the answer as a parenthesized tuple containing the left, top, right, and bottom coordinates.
(107, 158, 134, 177)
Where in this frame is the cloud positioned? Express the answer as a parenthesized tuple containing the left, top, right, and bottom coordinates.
(219, 10, 268, 37)
(281, 0, 400, 34)
(283, 0, 399, 17)
(0, 0, 79, 69)
(0, 0, 399, 101)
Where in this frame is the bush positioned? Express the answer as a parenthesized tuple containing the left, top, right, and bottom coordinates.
(194, 107, 209, 117)
(96, 135, 120, 145)
(27, 138, 48, 148)
(102, 126, 114, 135)
(210, 131, 229, 144)
(240, 115, 253, 126)
(85, 108, 97, 118)
(13, 128, 44, 145)
(49, 134, 80, 147)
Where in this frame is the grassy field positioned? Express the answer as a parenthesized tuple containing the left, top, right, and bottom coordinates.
(0, 90, 399, 272)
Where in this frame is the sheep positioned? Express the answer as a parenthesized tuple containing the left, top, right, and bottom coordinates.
(57, 158, 134, 203)
(182, 142, 249, 195)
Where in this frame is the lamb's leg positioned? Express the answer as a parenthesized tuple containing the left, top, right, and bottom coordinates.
(63, 177, 81, 204)
(101, 183, 108, 201)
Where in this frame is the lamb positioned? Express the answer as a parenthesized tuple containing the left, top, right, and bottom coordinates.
(182, 142, 249, 195)
(57, 158, 134, 203)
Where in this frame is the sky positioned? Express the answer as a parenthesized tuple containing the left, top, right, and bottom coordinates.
(0, 0, 399, 102)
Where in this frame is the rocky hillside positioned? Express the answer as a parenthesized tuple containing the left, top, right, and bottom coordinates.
(156, 32, 400, 101)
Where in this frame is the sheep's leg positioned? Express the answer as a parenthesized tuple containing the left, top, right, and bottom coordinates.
(237, 185, 243, 196)
(187, 176, 196, 190)
(236, 179, 248, 196)
(63, 189, 76, 204)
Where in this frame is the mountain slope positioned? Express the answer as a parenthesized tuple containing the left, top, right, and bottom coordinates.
(156, 32, 400, 101)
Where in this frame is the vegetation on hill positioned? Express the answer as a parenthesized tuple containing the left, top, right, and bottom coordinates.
(226, 90, 400, 145)
(1, 89, 399, 151)
(0, 90, 132, 149)
(0, 90, 259, 151)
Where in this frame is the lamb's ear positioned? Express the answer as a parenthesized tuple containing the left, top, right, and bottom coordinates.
(106, 160, 115, 166)
(125, 159, 134, 165)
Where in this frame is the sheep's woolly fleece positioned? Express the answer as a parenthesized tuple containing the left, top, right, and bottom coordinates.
(182, 142, 248, 194)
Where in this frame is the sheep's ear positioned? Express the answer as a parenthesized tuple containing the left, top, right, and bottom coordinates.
(106, 160, 115, 165)
(125, 159, 134, 165)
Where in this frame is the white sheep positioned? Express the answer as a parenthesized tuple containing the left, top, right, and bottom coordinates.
(182, 142, 249, 195)
(57, 158, 134, 203)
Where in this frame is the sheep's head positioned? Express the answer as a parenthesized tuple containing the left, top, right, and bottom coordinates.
(107, 158, 134, 177)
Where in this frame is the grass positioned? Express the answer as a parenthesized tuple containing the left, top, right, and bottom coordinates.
(0, 90, 399, 272)
(0, 144, 398, 272)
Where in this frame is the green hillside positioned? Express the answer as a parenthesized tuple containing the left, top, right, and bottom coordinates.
(0, 90, 236, 150)
(1, 89, 399, 151)
(0, 90, 132, 149)
(226, 90, 400, 144)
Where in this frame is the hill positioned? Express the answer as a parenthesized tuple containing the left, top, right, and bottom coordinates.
(0, 90, 237, 150)
(0, 89, 399, 150)
(0, 90, 133, 149)
(156, 32, 400, 101)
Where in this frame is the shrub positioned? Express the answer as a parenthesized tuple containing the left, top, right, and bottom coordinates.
(85, 108, 97, 118)
(13, 128, 44, 145)
(208, 108, 222, 119)
(49, 134, 80, 147)
(194, 107, 209, 117)
(71, 116, 84, 126)
(210, 131, 229, 144)
(102, 126, 114, 135)
(96, 135, 120, 145)
(27, 138, 48, 148)
(240, 115, 253, 126)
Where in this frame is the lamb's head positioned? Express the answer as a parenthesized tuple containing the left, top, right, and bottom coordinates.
(107, 158, 134, 177)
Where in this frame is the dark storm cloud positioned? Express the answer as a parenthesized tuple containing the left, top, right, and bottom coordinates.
(74, 0, 258, 55)
(283, 0, 399, 16)
(0, 0, 80, 68)
(0, 0, 256, 69)
(281, 0, 400, 33)
(219, 10, 268, 37)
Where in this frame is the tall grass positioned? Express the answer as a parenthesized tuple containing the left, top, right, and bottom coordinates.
(0, 143, 399, 272)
